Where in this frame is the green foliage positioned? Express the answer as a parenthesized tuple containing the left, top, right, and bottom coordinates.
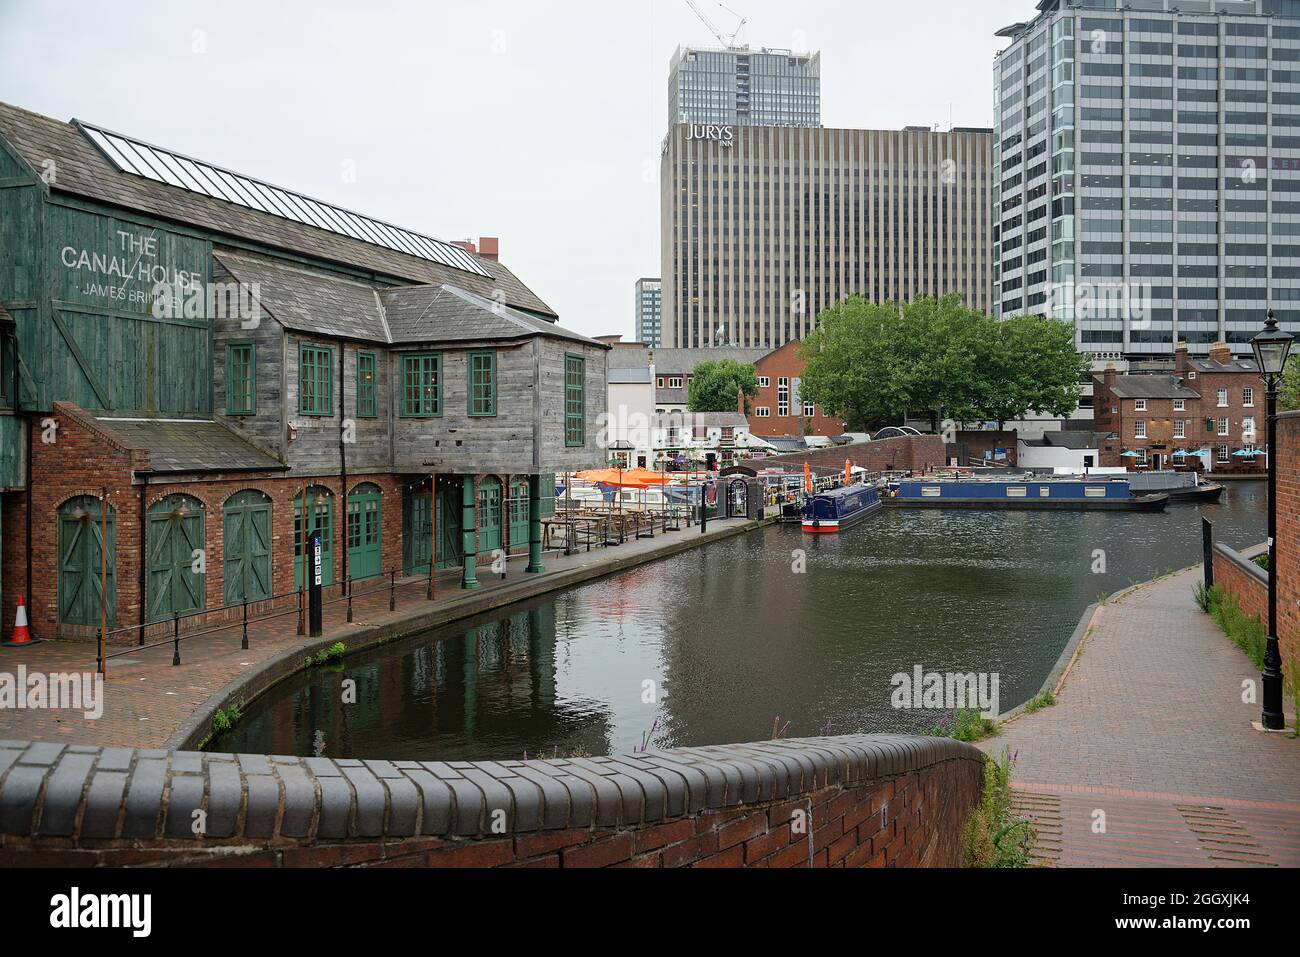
(964, 749, 1035, 868)
(210, 699, 245, 737)
(926, 707, 999, 743)
(1279, 347, 1300, 413)
(306, 641, 347, 668)
(1254, 553, 1270, 572)
(798, 295, 1089, 431)
(1192, 581, 1220, 613)
(687, 359, 760, 413)
(1209, 591, 1268, 670)
(1023, 690, 1056, 714)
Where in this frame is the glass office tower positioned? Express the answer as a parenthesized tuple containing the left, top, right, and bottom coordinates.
(994, 0, 1300, 358)
(668, 46, 821, 128)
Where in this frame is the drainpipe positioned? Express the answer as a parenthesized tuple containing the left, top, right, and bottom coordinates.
(339, 346, 348, 588)
(138, 476, 147, 637)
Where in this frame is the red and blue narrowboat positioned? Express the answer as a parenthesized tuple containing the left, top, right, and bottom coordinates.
(801, 484, 883, 533)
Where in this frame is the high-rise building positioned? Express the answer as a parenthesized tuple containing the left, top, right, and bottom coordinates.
(660, 124, 995, 349)
(635, 278, 663, 346)
(993, 0, 1300, 359)
(668, 46, 821, 128)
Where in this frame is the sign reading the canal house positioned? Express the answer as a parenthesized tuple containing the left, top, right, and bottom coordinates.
(50, 206, 210, 313)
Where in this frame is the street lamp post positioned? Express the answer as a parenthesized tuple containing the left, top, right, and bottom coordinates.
(1251, 310, 1294, 732)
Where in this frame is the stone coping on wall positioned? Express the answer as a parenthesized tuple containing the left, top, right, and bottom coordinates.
(1214, 541, 1269, 587)
(0, 734, 982, 863)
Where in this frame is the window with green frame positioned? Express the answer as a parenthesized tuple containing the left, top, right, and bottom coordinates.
(565, 353, 585, 446)
(299, 344, 333, 416)
(226, 342, 255, 415)
(468, 351, 497, 416)
(401, 353, 441, 417)
(356, 351, 377, 418)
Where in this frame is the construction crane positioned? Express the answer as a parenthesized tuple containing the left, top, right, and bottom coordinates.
(685, 0, 749, 49)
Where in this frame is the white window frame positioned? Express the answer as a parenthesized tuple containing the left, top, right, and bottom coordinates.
(1217, 444, 1230, 463)
(1134, 421, 1147, 439)
(757, 376, 770, 388)
(1217, 417, 1229, 436)
(754, 407, 771, 418)
(668, 377, 683, 390)
(1173, 399, 1185, 412)
(1217, 388, 1228, 407)
(1173, 420, 1186, 439)
(1242, 387, 1254, 408)
(803, 401, 815, 417)
(1134, 399, 1148, 412)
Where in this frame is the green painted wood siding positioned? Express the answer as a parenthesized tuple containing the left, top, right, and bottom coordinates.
(468, 350, 496, 416)
(299, 344, 333, 415)
(346, 484, 382, 581)
(565, 354, 585, 446)
(401, 353, 441, 417)
(43, 203, 213, 415)
(294, 488, 334, 588)
(0, 416, 21, 489)
(477, 477, 502, 552)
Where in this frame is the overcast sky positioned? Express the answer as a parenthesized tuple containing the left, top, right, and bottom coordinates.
(0, 0, 1027, 337)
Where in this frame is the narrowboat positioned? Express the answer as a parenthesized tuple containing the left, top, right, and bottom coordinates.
(802, 484, 883, 533)
(883, 479, 1168, 512)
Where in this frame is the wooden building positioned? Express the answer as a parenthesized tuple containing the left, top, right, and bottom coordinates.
(0, 100, 606, 641)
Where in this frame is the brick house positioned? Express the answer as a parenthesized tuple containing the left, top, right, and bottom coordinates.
(746, 341, 845, 438)
(1092, 342, 1267, 474)
(0, 100, 606, 643)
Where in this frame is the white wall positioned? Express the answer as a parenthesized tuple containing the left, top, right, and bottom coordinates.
(1016, 441, 1099, 471)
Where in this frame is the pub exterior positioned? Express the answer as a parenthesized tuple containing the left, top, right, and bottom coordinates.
(0, 100, 607, 642)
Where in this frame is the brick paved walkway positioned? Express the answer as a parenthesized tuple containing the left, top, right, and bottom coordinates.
(0, 518, 755, 750)
(983, 565, 1300, 868)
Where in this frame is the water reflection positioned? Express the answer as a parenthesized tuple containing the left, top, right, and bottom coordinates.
(215, 483, 1266, 761)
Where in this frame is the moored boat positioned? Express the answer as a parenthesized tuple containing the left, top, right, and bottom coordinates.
(802, 484, 883, 533)
(883, 479, 1168, 512)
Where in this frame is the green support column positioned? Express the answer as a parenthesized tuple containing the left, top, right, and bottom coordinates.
(526, 473, 545, 574)
(460, 476, 480, 590)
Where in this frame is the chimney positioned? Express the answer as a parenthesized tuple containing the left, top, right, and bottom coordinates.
(1103, 363, 1116, 388)
(476, 237, 500, 261)
(1175, 340, 1189, 375)
(1208, 340, 1232, 365)
(737, 385, 746, 416)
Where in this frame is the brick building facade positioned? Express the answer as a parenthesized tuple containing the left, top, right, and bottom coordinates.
(745, 341, 845, 438)
(1093, 343, 1267, 474)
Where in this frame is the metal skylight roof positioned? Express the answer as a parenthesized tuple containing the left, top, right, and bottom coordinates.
(73, 119, 490, 279)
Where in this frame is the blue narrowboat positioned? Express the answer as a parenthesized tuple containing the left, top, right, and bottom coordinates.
(884, 479, 1167, 512)
(802, 484, 883, 533)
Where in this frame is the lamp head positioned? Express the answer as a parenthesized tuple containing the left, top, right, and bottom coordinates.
(1252, 309, 1294, 380)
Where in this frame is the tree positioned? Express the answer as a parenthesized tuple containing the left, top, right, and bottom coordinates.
(798, 295, 1089, 431)
(687, 359, 760, 412)
(1280, 348, 1300, 413)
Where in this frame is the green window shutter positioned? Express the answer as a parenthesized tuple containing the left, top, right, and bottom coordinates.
(299, 344, 333, 416)
(356, 352, 377, 418)
(468, 351, 497, 416)
(565, 354, 586, 447)
(226, 342, 256, 415)
(401, 353, 441, 417)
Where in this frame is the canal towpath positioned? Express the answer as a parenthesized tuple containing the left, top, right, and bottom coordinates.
(982, 563, 1300, 868)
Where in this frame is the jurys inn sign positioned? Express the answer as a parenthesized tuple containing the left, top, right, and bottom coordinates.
(686, 124, 734, 147)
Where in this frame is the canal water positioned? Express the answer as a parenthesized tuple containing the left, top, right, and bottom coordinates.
(212, 483, 1267, 761)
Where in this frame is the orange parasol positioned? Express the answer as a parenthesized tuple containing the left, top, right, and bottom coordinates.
(844, 459, 852, 486)
(621, 467, 673, 486)
(804, 462, 813, 492)
(574, 468, 651, 488)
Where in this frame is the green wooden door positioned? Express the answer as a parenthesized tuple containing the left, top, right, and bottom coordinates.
(347, 484, 383, 581)
(57, 497, 116, 627)
(478, 477, 502, 553)
(403, 481, 433, 576)
(508, 478, 529, 551)
(147, 495, 205, 622)
(437, 481, 463, 570)
(223, 490, 272, 605)
(294, 488, 334, 589)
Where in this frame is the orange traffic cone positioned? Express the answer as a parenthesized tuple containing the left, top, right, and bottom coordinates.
(2, 595, 37, 647)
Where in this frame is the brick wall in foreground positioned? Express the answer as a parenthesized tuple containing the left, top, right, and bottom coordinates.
(0, 735, 984, 868)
